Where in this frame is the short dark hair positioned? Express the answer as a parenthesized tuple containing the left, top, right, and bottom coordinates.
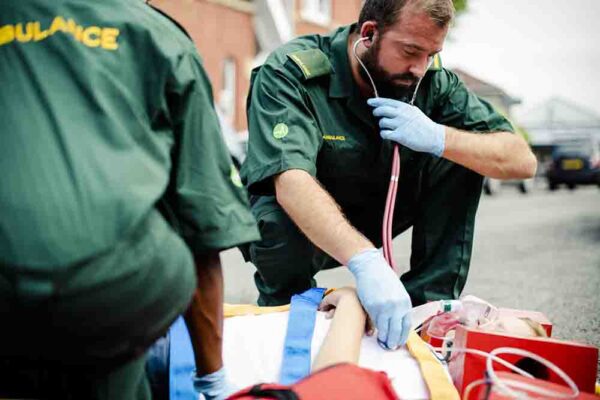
(357, 0, 455, 32)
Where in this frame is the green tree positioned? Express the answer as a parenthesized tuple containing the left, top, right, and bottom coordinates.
(453, 0, 468, 16)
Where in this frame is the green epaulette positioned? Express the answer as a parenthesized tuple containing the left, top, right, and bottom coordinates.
(429, 54, 443, 71)
(287, 49, 332, 80)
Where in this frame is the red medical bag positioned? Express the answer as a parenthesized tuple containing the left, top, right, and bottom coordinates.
(449, 325, 599, 396)
(466, 372, 600, 399)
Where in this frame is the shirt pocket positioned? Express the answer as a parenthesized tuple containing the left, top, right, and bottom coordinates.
(316, 136, 378, 204)
(317, 136, 370, 177)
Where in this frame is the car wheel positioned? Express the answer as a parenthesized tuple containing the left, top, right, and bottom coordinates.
(567, 183, 576, 190)
(483, 182, 491, 195)
(484, 178, 501, 196)
(519, 179, 533, 194)
(548, 181, 558, 191)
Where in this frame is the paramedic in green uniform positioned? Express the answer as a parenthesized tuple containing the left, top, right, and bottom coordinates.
(241, 0, 537, 350)
(0, 1, 259, 399)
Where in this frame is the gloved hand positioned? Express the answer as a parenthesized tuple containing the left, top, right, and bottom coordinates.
(368, 97, 446, 157)
(192, 367, 238, 400)
(347, 248, 412, 349)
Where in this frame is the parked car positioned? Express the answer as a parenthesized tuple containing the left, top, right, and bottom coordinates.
(483, 124, 536, 196)
(546, 137, 600, 190)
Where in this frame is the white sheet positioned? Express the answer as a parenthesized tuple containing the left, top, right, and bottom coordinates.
(223, 310, 448, 399)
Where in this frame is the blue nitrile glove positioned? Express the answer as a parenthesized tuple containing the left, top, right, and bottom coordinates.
(368, 97, 446, 157)
(347, 248, 412, 349)
(192, 367, 238, 400)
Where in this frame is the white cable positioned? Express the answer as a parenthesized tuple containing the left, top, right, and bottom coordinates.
(408, 57, 432, 105)
(427, 345, 534, 379)
(352, 37, 379, 98)
(486, 347, 580, 400)
(463, 378, 492, 400)
(427, 344, 580, 399)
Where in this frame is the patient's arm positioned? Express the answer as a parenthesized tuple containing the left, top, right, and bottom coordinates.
(312, 288, 367, 372)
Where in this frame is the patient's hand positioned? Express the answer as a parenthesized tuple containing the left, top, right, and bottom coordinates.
(319, 287, 358, 314)
(319, 287, 374, 335)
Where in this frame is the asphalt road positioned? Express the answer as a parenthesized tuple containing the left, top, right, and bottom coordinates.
(221, 182, 600, 374)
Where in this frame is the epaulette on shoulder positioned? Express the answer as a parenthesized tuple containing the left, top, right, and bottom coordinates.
(286, 49, 332, 81)
(428, 54, 443, 71)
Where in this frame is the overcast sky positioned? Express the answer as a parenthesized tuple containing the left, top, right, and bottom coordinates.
(442, 0, 600, 118)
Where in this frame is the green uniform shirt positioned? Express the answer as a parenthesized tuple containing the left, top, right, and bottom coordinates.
(242, 24, 513, 243)
(0, 0, 260, 267)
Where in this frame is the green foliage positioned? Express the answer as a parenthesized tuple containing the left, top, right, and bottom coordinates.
(453, 0, 468, 16)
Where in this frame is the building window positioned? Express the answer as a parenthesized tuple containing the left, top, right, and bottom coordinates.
(301, 0, 332, 26)
(219, 57, 237, 125)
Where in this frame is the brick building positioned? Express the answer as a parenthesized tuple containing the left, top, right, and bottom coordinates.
(152, 0, 363, 133)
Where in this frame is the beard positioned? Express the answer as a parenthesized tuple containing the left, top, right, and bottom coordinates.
(359, 42, 419, 102)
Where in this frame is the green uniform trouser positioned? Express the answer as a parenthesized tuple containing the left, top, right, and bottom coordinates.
(241, 157, 484, 307)
(0, 211, 196, 399)
(0, 354, 151, 400)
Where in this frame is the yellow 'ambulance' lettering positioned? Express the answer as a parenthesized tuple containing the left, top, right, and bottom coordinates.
(82, 26, 101, 47)
(65, 19, 84, 42)
(323, 135, 346, 141)
(101, 28, 119, 50)
(74, 25, 84, 43)
(15, 23, 33, 43)
(0, 17, 120, 51)
(49, 16, 68, 35)
(65, 19, 78, 36)
(0, 25, 15, 46)
(33, 22, 49, 41)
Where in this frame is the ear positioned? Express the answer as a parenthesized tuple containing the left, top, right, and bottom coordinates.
(359, 21, 378, 48)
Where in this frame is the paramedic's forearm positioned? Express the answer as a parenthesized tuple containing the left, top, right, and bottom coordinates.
(313, 294, 366, 371)
(443, 129, 537, 179)
(184, 251, 224, 376)
(275, 169, 374, 265)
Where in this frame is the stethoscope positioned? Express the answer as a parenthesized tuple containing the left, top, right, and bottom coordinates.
(352, 35, 432, 272)
(353, 35, 433, 351)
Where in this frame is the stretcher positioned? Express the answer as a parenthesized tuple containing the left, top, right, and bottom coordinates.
(159, 290, 459, 400)
(154, 290, 600, 400)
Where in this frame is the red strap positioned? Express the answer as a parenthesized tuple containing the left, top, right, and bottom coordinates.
(228, 383, 299, 400)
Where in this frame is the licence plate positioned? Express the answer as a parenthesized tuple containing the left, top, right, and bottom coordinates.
(562, 159, 583, 170)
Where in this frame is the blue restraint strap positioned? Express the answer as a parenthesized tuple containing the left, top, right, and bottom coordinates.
(169, 316, 197, 400)
(279, 287, 326, 385)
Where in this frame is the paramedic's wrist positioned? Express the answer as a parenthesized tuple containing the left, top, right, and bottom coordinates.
(192, 367, 238, 400)
(340, 241, 377, 266)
